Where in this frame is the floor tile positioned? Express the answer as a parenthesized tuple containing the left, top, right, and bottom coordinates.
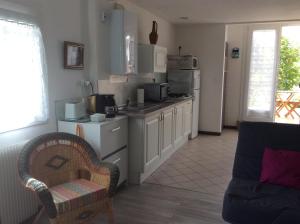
(145, 129, 238, 197)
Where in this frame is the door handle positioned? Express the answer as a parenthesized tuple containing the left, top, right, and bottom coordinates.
(111, 127, 121, 133)
(113, 158, 121, 164)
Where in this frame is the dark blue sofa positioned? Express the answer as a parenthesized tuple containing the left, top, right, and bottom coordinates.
(222, 122, 300, 224)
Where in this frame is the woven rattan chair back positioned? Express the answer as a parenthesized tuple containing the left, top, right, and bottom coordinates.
(24, 133, 98, 187)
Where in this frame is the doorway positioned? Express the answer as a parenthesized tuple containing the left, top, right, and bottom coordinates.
(243, 24, 300, 124)
(275, 26, 300, 124)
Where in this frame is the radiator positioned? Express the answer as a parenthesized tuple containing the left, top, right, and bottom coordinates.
(0, 142, 39, 224)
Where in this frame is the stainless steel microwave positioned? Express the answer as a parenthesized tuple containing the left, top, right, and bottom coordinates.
(167, 55, 199, 70)
(144, 83, 169, 102)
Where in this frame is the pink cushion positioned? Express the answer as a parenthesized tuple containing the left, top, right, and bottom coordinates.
(260, 147, 300, 189)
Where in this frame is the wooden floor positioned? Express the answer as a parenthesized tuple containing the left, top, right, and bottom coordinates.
(95, 183, 226, 224)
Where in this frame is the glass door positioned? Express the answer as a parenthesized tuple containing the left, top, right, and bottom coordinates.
(275, 25, 300, 124)
(242, 24, 281, 122)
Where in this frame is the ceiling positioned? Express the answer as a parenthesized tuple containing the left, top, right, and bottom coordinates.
(127, 0, 300, 24)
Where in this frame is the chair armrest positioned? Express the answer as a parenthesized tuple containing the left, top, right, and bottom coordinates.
(90, 162, 120, 197)
(23, 176, 57, 219)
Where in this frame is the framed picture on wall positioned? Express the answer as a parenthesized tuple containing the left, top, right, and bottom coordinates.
(64, 41, 84, 69)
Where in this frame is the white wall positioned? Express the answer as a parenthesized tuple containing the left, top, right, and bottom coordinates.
(224, 24, 248, 126)
(175, 24, 226, 133)
(0, 0, 88, 146)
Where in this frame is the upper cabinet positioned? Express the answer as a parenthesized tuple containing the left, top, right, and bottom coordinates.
(110, 9, 138, 75)
(138, 44, 168, 74)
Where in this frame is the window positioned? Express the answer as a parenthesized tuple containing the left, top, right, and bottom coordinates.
(247, 30, 277, 113)
(0, 12, 48, 133)
(243, 25, 280, 122)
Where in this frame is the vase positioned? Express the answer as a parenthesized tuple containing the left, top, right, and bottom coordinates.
(149, 21, 158, 45)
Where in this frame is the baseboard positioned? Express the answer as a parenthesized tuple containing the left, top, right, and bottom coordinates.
(223, 125, 238, 130)
(198, 131, 222, 136)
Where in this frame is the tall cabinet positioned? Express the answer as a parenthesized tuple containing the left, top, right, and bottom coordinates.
(110, 9, 138, 75)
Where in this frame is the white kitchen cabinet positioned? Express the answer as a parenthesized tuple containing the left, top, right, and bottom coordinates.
(128, 100, 192, 184)
(138, 44, 167, 73)
(183, 100, 193, 137)
(174, 103, 184, 147)
(161, 108, 174, 160)
(110, 9, 138, 75)
(144, 114, 161, 172)
(58, 116, 128, 186)
(104, 147, 128, 186)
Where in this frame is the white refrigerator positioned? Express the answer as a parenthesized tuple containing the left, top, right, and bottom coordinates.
(168, 69, 200, 139)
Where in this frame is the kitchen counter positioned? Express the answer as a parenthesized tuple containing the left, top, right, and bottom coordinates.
(120, 97, 193, 118)
(59, 115, 127, 125)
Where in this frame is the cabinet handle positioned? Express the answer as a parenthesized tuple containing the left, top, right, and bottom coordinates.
(111, 127, 121, 133)
(113, 158, 121, 164)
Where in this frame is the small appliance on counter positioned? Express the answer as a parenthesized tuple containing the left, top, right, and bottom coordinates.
(167, 55, 199, 70)
(87, 94, 118, 118)
(90, 113, 106, 122)
(144, 83, 169, 102)
(65, 101, 87, 121)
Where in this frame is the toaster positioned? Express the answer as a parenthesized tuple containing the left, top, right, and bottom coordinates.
(65, 101, 86, 121)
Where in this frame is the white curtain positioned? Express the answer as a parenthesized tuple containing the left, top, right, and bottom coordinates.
(0, 16, 48, 133)
(243, 25, 280, 122)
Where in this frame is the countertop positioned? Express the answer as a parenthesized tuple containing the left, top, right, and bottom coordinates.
(120, 97, 193, 118)
(59, 115, 128, 125)
(58, 98, 193, 122)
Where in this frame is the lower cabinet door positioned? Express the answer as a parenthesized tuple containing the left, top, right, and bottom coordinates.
(161, 108, 174, 160)
(144, 115, 161, 172)
(104, 147, 128, 186)
(184, 101, 193, 136)
(174, 104, 184, 146)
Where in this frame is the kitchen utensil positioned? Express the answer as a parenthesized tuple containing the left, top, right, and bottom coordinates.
(90, 113, 106, 122)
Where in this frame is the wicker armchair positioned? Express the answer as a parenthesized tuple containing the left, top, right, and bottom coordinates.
(18, 132, 120, 224)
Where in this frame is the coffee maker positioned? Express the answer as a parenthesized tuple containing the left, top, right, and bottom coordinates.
(87, 94, 117, 117)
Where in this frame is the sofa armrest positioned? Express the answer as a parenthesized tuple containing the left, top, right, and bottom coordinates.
(90, 162, 120, 197)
